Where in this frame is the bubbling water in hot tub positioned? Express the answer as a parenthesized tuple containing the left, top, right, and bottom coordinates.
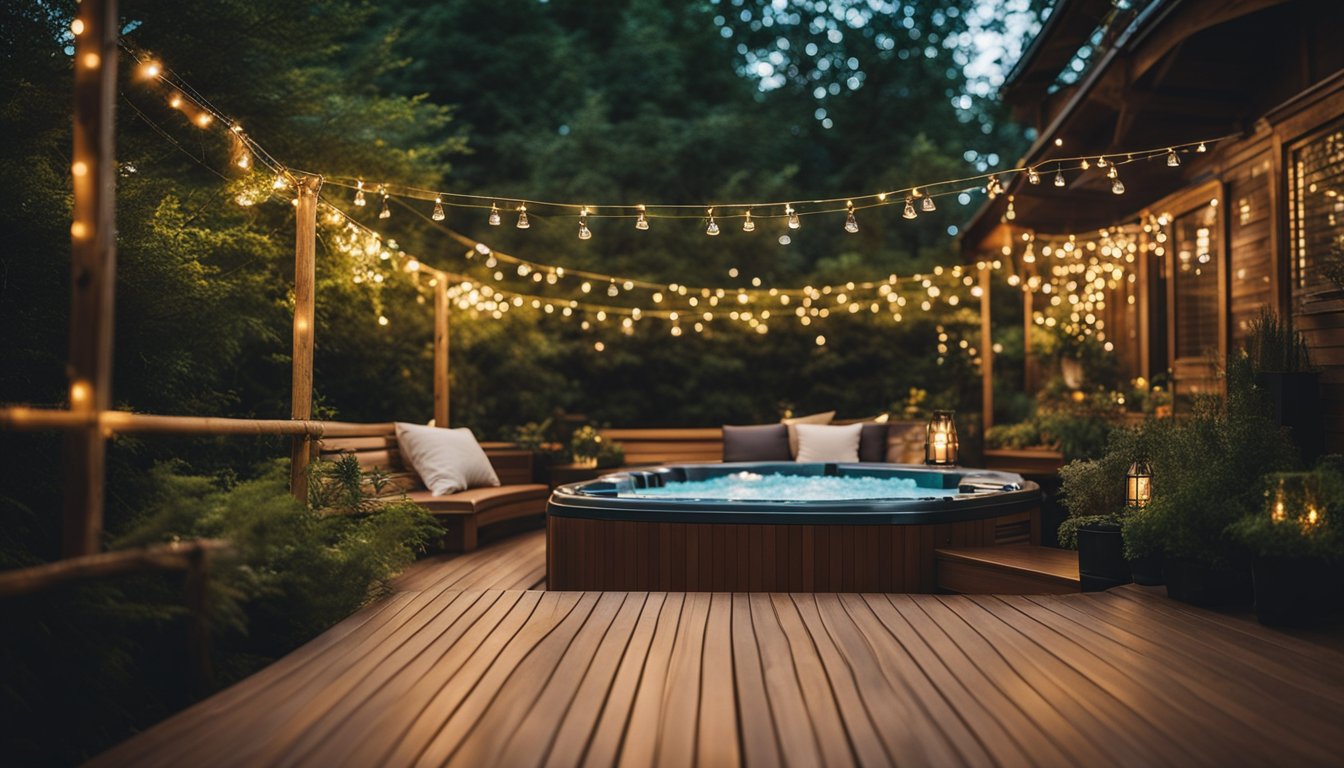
(622, 470, 960, 502)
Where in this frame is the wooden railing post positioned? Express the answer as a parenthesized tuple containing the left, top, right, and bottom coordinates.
(434, 274, 450, 428)
(980, 263, 994, 433)
(290, 176, 320, 500)
(62, 0, 118, 557)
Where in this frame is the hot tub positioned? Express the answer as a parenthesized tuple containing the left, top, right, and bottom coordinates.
(546, 462, 1041, 592)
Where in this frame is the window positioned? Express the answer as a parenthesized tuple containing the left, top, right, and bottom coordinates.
(1291, 118, 1344, 306)
(1172, 201, 1221, 360)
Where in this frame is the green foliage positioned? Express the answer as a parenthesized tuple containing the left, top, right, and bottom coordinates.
(1245, 308, 1314, 373)
(986, 384, 1125, 461)
(1123, 355, 1298, 563)
(595, 440, 626, 470)
(1229, 463, 1344, 559)
(513, 417, 556, 453)
(570, 425, 604, 462)
(1056, 427, 1152, 548)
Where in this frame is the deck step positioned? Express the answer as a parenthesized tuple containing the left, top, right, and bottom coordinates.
(935, 545, 1080, 595)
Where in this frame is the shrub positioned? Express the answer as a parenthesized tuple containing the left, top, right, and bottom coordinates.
(1229, 461, 1344, 559)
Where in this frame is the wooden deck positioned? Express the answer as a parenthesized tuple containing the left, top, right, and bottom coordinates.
(94, 530, 1344, 767)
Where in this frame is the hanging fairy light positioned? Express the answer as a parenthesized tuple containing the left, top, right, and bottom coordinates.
(1028, 168, 1041, 185)
(742, 210, 755, 232)
(1054, 170, 1067, 188)
(786, 204, 800, 229)
(844, 202, 859, 233)
(515, 204, 530, 229)
(378, 188, 391, 219)
(578, 207, 592, 240)
(1097, 156, 1108, 168)
(1005, 196, 1016, 220)
(922, 195, 936, 212)
(488, 203, 501, 226)
(1108, 164, 1124, 195)
(902, 198, 917, 220)
(354, 180, 366, 207)
(636, 204, 650, 231)
(1197, 142, 1207, 152)
(432, 195, 445, 221)
(1167, 148, 1180, 167)
(706, 207, 720, 236)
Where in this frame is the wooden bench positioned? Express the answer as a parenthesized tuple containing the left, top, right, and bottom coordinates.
(934, 545, 1080, 595)
(318, 436, 549, 552)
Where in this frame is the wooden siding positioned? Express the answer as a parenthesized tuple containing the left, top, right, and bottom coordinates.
(546, 511, 1034, 593)
(92, 530, 1344, 768)
(1226, 144, 1276, 347)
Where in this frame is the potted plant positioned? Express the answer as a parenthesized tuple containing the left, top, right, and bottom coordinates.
(1246, 309, 1323, 462)
(1229, 465, 1343, 626)
(1139, 354, 1298, 606)
(570, 425, 604, 468)
(1059, 429, 1150, 591)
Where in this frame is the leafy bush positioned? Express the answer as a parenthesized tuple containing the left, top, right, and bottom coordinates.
(1056, 427, 1149, 548)
(1229, 461, 1344, 559)
(1246, 308, 1314, 373)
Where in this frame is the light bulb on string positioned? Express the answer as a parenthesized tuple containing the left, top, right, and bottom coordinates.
(516, 204, 530, 229)
(1167, 148, 1180, 167)
(1080, 158, 1090, 171)
(742, 210, 755, 232)
(578, 207, 592, 240)
(636, 205, 649, 231)
(354, 180, 366, 206)
(1005, 196, 1016, 220)
(272, 174, 287, 190)
(902, 198, 917, 220)
(1111, 172, 1125, 195)
(986, 176, 1001, 198)
(1197, 142, 1207, 152)
(432, 195, 445, 221)
(1054, 170, 1066, 188)
(844, 202, 859, 233)
(1028, 168, 1040, 185)
(786, 204, 800, 229)
(922, 195, 936, 212)
(488, 203, 501, 226)
(1096, 156, 1107, 168)
(378, 189, 391, 219)
(706, 208, 720, 236)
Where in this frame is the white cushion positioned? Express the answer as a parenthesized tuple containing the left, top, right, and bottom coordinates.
(794, 423, 863, 463)
(782, 410, 835, 458)
(394, 422, 500, 496)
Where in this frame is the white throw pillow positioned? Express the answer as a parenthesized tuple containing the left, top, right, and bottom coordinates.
(394, 422, 501, 496)
(794, 423, 863, 463)
(781, 410, 836, 458)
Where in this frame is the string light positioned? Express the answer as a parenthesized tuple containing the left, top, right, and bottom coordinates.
(1110, 166, 1125, 195)
(1028, 168, 1040, 185)
(1197, 142, 1207, 152)
(378, 188, 391, 219)
(432, 195, 445, 221)
(1167, 148, 1180, 167)
(1096, 156, 1107, 168)
(354, 180, 366, 207)
(742, 210, 755, 232)
(902, 198, 917, 220)
(516, 204, 530, 229)
(844, 202, 859, 233)
(706, 208, 720, 236)
(578, 207, 592, 240)
(1054, 170, 1066, 188)
(636, 205, 650, 230)
(786, 204, 800, 229)
(1005, 196, 1016, 220)
(922, 195, 936, 212)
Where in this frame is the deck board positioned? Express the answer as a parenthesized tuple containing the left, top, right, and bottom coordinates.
(93, 529, 1344, 767)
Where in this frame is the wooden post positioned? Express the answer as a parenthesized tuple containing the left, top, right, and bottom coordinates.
(62, 0, 118, 557)
(980, 263, 994, 433)
(1023, 287, 1035, 394)
(434, 275, 451, 428)
(290, 176, 320, 501)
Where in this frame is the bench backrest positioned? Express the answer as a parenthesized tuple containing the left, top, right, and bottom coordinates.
(317, 435, 535, 492)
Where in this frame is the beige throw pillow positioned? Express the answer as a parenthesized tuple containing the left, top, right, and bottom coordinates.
(395, 422, 501, 496)
(794, 423, 863, 463)
(781, 410, 836, 458)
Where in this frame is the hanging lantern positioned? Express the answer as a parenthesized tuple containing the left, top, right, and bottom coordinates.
(1126, 461, 1152, 508)
(924, 410, 959, 466)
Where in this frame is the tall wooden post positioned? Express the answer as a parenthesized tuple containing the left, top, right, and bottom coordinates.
(290, 176, 320, 501)
(1023, 287, 1035, 394)
(434, 275, 451, 429)
(62, 0, 118, 557)
(980, 264, 994, 433)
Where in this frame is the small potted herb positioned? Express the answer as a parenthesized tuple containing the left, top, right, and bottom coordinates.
(1229, 466, 1342, 626)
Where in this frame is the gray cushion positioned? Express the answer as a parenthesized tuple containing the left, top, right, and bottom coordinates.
(859, 422, 891, 463)
(722, 424, 791, 462)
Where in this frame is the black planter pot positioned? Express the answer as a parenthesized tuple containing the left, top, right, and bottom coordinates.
(1164, 558, 1253, 607)
(1129, 553, 1165, 586)
(1077, 523, 1132, 592)
(1254, 556, 1336, 627)
(1255, 371, 1324, 463)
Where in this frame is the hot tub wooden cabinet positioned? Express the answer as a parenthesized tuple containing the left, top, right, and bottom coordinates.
(546, 462, 1041, 593)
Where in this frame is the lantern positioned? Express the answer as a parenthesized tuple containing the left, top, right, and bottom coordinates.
(924, 411, 959, 466)
(1126, 461, 1152, 508)
(1269, 473, 1323, 528)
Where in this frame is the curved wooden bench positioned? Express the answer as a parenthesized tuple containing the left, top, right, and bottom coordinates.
(318, 435, 548, 552)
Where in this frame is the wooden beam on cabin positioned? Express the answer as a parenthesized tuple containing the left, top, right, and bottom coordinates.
(1023, 288, 1035, 394)
(62, 0, 118, 558)
(434, 276, 450, 429)
(290, 176, 320, 501)
(980, 265, 994, 433)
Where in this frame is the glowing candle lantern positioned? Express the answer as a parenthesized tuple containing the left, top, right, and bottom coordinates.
(924, 411, 959, 466)
(1126, 461, 1152, 508)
